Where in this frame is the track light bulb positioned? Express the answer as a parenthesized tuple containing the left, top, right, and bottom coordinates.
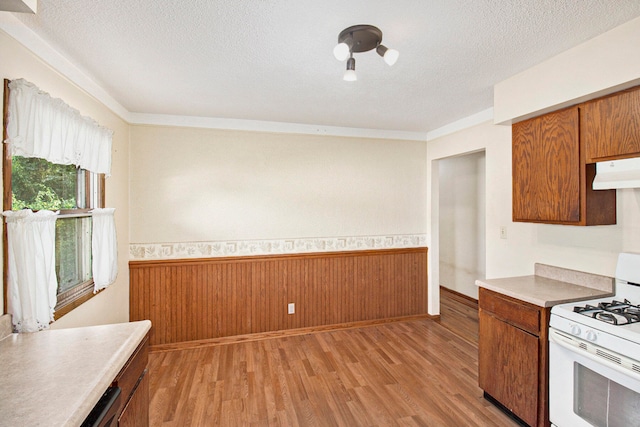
(343, 57, 357, 81)
(333, 42, 351, 61)
(343, 70, 357, 81)
(376, 45, 399, 66)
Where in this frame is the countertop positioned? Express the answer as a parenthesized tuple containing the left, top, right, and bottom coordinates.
(476, 263, 615, 307)
(0, 318, 151, 427)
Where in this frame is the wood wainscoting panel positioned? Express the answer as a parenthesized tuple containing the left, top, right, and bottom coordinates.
(129, 248, 428, 346)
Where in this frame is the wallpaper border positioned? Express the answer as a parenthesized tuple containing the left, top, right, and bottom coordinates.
(129, 234, 427, 260)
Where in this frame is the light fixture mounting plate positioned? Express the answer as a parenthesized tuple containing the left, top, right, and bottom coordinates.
(338, 24, 383, 53)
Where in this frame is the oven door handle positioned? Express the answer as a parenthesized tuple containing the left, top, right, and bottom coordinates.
(549, 329, 640, 382)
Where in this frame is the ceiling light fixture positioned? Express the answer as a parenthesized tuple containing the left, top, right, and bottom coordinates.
(333, 24, 399, 81)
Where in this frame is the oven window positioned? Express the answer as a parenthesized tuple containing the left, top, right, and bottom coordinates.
(574, 363, 640, 427)
(574, 363, 608, 426)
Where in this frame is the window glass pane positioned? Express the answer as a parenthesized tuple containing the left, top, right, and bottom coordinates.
(56, 216, 92, 294)
(78, 168, 87, 209)
(11, 156, 79, 210)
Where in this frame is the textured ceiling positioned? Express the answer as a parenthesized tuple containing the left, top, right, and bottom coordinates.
(10, 0, 640, 134)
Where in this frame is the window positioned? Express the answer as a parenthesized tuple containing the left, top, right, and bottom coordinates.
(3, 78, 115, 331)
(3, 155, 105, 318)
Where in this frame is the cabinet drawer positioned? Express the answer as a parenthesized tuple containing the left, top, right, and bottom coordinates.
(479, 288, 540, 335)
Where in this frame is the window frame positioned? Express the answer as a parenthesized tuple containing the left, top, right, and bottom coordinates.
(2, 79, 106, 319)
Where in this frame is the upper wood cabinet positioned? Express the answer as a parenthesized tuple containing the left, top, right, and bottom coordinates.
(582, 86, 640, 163)
(512, 106, 616, 225)
(513, 107, 580, 223)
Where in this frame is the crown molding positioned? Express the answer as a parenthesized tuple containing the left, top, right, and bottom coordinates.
(426, 108, 494, 141)
(0, 14, 131, 119)
(128, 112, 427, 141)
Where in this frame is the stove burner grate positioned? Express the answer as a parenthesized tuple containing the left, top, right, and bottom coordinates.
(573, 300, 640, 325)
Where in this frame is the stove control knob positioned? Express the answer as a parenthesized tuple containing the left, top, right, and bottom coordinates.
(570, 324, 581, 336)
(586, 330, 597, 342)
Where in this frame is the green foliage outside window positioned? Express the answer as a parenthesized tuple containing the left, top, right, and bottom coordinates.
(11, 156, 78, 210)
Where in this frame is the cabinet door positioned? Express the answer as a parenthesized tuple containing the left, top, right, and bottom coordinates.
(583, 86, 640, 163)
(118, 370, 149, 427)
(479, 310, 539, 427)
(512, 107, 580, 223)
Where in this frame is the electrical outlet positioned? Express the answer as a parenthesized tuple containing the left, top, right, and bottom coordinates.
(288, 303, 295, 314)
(500, 226, 507, 239)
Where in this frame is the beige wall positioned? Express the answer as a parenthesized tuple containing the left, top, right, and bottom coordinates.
(0, 30, 130, 328)
(129, 125, 427, 245)
(494, 16, 640, 124)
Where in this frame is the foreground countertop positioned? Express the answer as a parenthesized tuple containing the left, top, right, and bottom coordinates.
(476, 263, 615, 307)
(0, 319, 151, 427)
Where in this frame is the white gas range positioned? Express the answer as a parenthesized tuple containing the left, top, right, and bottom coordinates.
(549, 252, 640, 427)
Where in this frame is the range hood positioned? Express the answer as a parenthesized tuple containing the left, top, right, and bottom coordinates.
(593, 157, 640, 190)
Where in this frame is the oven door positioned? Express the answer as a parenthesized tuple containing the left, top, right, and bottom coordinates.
(549, 328, 640, 427)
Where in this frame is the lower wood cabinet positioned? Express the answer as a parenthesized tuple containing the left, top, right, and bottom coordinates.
(114, 335, 149, 426)
(478, 288, 550, 427)
(118, 372, 149, 426)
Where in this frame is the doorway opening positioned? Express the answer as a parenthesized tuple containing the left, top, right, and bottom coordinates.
(437, 150, 485, 341)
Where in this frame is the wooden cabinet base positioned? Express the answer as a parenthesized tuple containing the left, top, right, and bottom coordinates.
(478, 288, 550, 427)
(479, 310, 539, 426)
(118, 370, 149, 427)
(115, 335, 149, 426)
(483, 392, 532, 426)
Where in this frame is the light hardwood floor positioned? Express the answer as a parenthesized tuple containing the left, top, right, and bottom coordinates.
(148, 291, 517, 426)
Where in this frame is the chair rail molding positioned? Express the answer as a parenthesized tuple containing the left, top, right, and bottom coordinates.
(129, 234, 427, 260)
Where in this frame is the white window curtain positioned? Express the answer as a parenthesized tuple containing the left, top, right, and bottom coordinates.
(5, 78, 113, 176)
(3, 78, 118, 331)
(3, 210, 58, 333)
(91, 208, 118, 292)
